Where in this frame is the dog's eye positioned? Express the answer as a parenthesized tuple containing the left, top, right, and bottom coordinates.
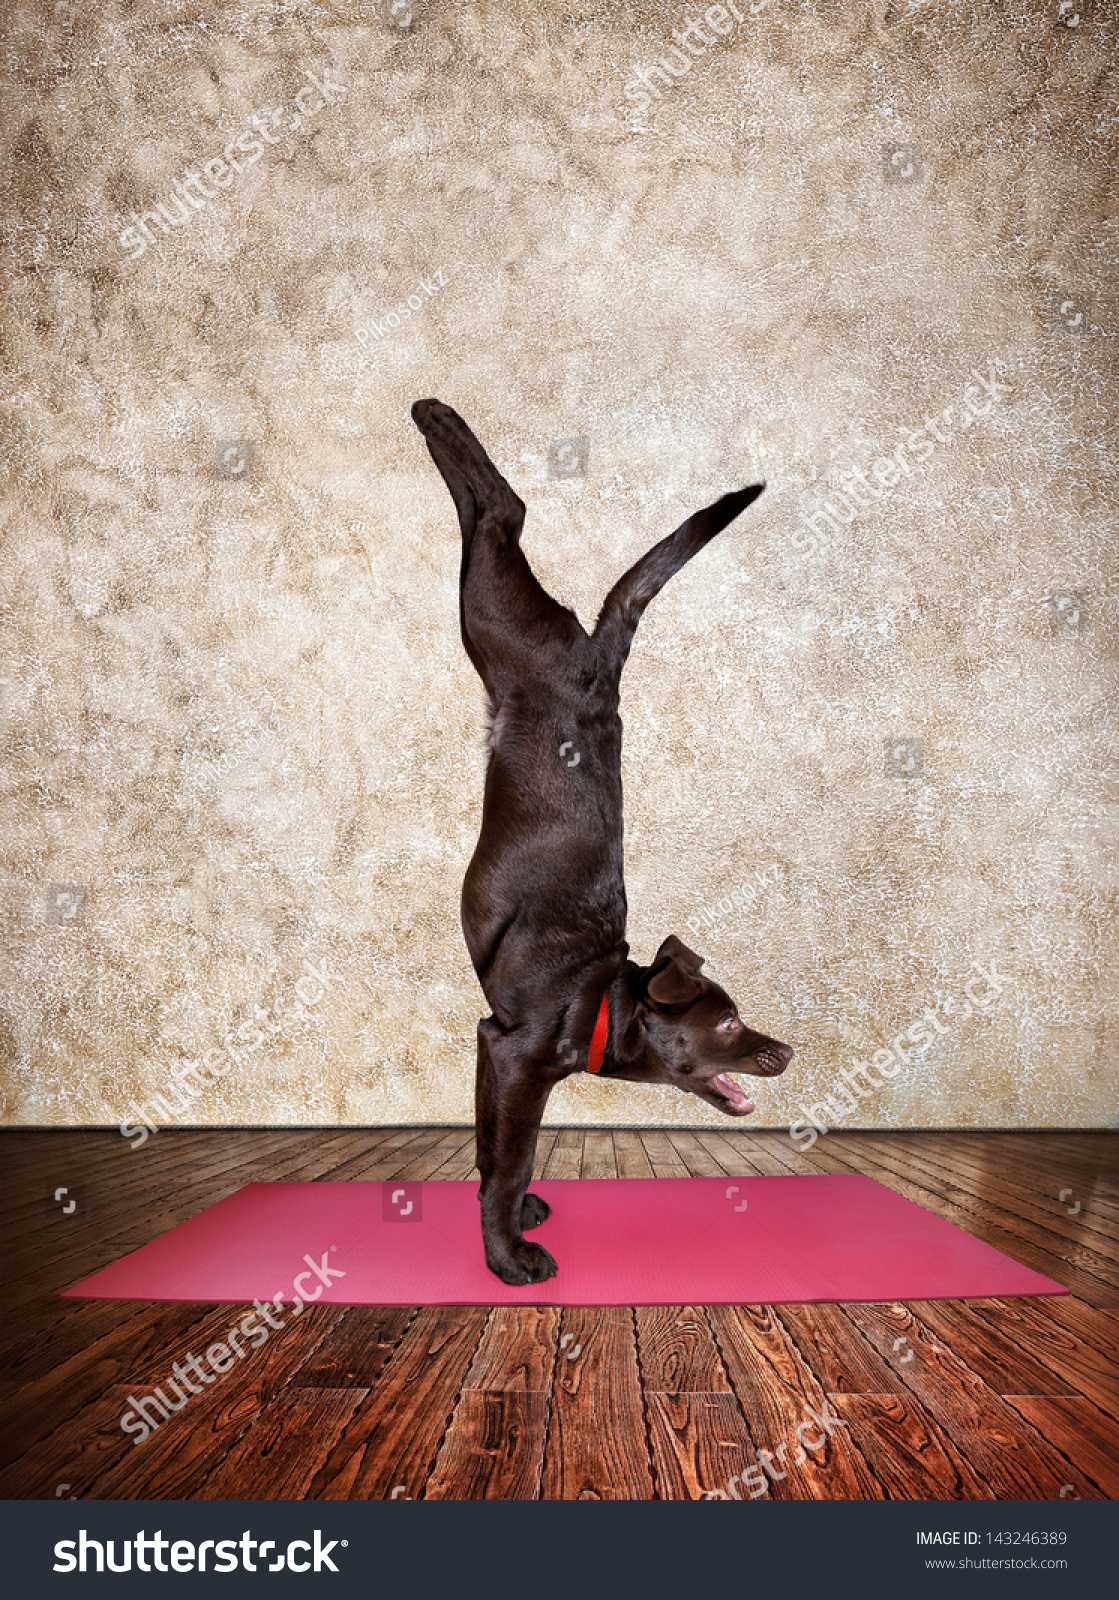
(717, 1014, 739, 1033)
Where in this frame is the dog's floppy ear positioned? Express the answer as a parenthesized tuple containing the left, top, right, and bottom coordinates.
(653, 935, 706, 974)
(643, 936, 707, 1006)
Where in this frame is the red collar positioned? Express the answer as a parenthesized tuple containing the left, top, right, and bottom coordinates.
(584, 992, 610, 1073)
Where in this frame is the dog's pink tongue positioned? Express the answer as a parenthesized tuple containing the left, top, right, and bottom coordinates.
(714, 1073, 755, 1113)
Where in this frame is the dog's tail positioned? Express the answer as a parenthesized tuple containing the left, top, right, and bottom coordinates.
(591, 484, 765, 673)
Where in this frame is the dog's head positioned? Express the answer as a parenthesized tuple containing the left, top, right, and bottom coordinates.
(634, 935, 792, 1115)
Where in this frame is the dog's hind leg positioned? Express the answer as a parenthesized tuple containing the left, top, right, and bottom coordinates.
(592, 482, 766, 676)
(475, 1017, 558, 1284)
(412, 400, 584, 697)
(412, 399, 522, 552)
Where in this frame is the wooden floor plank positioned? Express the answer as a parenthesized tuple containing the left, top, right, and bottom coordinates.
(938, 1133, 1117, 1200)
(857, 1128, 1119, 1237)
(640, 1132, 690, 1179)
(1, 1130, 106, 1185)
(4, 1130, 305, 1287)
(906, 1299, 1078, 1399)
(666, 1131, 727, 1178)
(6, 1129, 298, 1221)
(193, 1387, 368, 1499)
(635, 1306, 735, 1393)
(706, 1132, 798, 1176)
(393, 1130, 476, 1182)
(776, 1302, 911, 1396)
(531, 1128, 558, 1180)
(840, 1301, 1104, 1498)
(430, 1129, 481, 1180)
(4, 1130, 370, 1300)
(542, 1129, 583, 1179)
(646, 1392, 762, 1501)
(82, 1304, 349, 1499)
(613, 1130, 654, 1179)
(3, 1300, 279, 1466)
(425, 1390, 551, 1499)
(3, 1298, 217, 1399)
(0, 1383, 149, 1499)
(828, 1394, 995, 1500)
(961, 1297, 1119, 1421)
(456, 1305, 559, 1391)
(295, 1306, 418, 1389)
(777, 1132, 883, 1176)
(921, 1135, 1118, 1250)
(1027, 1291, 1119, 1354)
(540, 1308, 654, 1500)
(633, 1303, 758, 1499)
(304, 1306, 489, 1500)
(318, 1128, 456, 1183)
(692, 1130, 769, 1177)
(708, 1304, 883, 1499)
(1001, 1395, 1119, 1500)
(582, 1130, 617, 1180)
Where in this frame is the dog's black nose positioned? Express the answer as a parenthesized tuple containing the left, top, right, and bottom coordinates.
(778, 1044, 794, 1065)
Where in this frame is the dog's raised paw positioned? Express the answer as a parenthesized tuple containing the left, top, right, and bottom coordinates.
(520, 1192, 552, 1231)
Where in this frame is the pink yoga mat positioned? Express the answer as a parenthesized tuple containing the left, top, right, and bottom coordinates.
(63, 1176, 1066, 1307)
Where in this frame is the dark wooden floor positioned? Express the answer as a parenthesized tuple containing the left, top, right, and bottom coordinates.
(1, 1127, 1115, 1500)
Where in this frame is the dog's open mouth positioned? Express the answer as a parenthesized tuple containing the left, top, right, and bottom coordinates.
(709, 1072, 755, 1114)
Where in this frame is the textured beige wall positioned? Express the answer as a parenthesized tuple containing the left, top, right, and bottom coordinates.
(2, 0, 1115, 1134)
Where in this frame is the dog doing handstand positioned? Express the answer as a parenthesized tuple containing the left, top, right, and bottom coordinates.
(412, 400, 793, 1285)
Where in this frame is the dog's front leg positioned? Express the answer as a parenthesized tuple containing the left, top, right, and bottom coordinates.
(476, 1018, 558, 1284)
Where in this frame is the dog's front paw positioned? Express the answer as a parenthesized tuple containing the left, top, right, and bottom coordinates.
(486, 1237, 558, 1285)
(520, 1192, 552, 1231)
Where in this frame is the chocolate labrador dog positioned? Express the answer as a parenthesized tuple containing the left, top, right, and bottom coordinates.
(412, 399, 793, 1284)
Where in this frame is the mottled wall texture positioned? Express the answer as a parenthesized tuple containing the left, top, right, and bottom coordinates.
(2, 0, 1116, 1137)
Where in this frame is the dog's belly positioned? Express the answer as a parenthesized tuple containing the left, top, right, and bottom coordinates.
(464, 696, 628, 1010)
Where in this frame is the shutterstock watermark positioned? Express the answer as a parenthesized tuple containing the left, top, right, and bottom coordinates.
(789, 365, 1013, 560)
(703, 1400, 847, 1498)
(120, 957, 347, 1148)
(117, 67, 347, 260)
(118, 1248, 346, 1447)
(55, 1529, 343, 1574)
(621, 3, 772, 116)
(789, 961, 1010, 1150)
